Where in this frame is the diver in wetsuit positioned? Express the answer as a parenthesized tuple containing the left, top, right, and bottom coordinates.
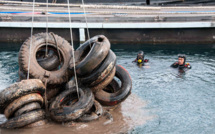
(171, 54, 191, 69)
(132, 51, 149, 64)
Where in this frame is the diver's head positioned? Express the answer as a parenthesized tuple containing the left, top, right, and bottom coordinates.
(137, 51, 144, 60)
(138, 51, 144, 55)
(138, 51, 144, 57)
(178, 54, 186, 65)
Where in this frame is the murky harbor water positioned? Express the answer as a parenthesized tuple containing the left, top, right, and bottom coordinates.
(0, 43, 215, 134)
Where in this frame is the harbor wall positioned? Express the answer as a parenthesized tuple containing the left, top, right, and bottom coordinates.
(0, 27, 79, 44)
(88, 28, 215, 44)
(1, 27, 215, 44)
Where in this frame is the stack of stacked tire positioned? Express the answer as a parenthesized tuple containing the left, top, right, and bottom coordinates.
(72, 35, 132, 106)
(18, 32, 74, 103)
(0, 79, 46, 129)
(1, 32, 132, 126)
(49, 35, 132, 123)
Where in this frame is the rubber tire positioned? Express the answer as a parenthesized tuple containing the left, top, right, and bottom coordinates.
(19, 50, 60, 80)
(79, 50, 116, 87)
(49, 86, 94, 122)
(45, 88, 61, 101)
(14, 102, 41, 117)
(37, 49, 60, 71)
(91, 67, 116, 93)
(0, 79, 45, 114)
(70, 35, 110, 77)
(4, 93, 44, 119)
(65, 78, 76, 90)
(95, 65, 132, 106)
(45, 84, 66, 107)
(25, 119, 48, 128)
(17, 68, 27, 82)
(103, 79, 120, 93)
(18, 32, 73, 85)
(77, 100, 103, 122)
(0, 110, 45, 129)
(44, 84, 64, 101)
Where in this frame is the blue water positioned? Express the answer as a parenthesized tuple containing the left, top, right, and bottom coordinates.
(0, 43, 215, 134)
(113, 44, 215, 134)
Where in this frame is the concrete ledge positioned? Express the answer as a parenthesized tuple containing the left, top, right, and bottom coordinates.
(1, 22, 215, 28)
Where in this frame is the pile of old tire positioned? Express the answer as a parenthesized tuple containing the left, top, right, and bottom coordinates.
(71, 35, 132, 106)
(1, 33, 132, 126)
(49, 35, 132, 123)
(0, 79, 46, 129)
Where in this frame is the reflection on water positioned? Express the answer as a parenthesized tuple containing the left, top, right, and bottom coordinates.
(0, 43, 215, 134)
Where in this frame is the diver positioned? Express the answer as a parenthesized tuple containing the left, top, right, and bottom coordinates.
(132, 51, 149, 64)
(170, 54, 191, 69)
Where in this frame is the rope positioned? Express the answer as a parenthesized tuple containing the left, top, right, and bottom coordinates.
(44, 0, 49, 116)
(50, 32, 62, 63)
(27, 0, 35, 79)
(45, 0, 49, 57)
(1, 6, 215, 15)
(67, 0, 80, 99)
(0, 1, 80, 7)
(44, 79, 48, 114)
(81, 0, 90, 41)
(2, 1, 215, 10)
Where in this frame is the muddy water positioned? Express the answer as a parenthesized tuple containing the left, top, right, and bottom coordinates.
(0, 94, 153, 134)
(0, 43, 215, 134)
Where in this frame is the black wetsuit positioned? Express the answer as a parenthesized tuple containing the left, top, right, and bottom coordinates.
(137, 55, 144, 62)
(170, 62, 191, 69)
(133, 55, 149, 63)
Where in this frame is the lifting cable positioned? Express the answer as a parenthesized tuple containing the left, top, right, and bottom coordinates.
(81, 0, 90, 41)
(45, 0, 49, 57)
(2, 1, 215, 10)
(1, 6, 215, 15)
(27, 0, 35, 80)
(44, 0, 49, 114)
(67, 0, 80, 99)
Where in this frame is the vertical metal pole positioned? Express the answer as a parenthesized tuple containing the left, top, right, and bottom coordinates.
(79, 28, 86, 43)
(146, 0, 150, 5)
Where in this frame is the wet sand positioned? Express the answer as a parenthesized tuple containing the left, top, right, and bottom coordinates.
(0, 94, 155, 134)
